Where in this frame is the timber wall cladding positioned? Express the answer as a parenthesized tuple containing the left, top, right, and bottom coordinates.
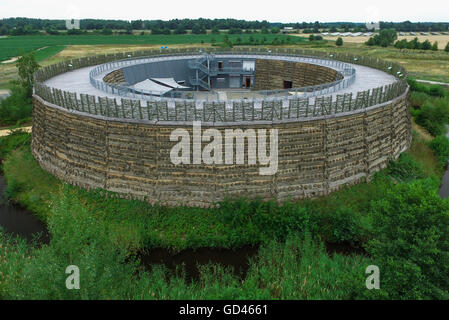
(254, 59, 342, 90)
(103, 69, 126, 85)
(32, 91, 411, 207)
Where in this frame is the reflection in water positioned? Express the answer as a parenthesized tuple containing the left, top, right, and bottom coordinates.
(138, 246, 259, 282)
(439, 167, 449, 198)
(0, 175, 50, 244)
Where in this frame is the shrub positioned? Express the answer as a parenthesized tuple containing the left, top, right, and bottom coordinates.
(0, 130, 31, 161)
(4, 177, 23, 200)
(318, 207, 364, 243)
(336, 37, 343, 46)
(408, 78, 430, 94)
(366, 180, 449, 299)
(430, 135, 449, 166)
(0, 84, 33, 126)
(431, 41, 439, 51)
(365, 29, 397, 47)
(386, 153, 426, 182)
(445, 42, 449, 52)
(410, 91, 430, 108)
(429, 85, 447, 98)
(415, 100, 449, 136)
(421, 39, 432, 50)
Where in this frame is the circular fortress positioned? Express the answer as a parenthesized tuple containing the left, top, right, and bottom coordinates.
(32, 47, 411, 207)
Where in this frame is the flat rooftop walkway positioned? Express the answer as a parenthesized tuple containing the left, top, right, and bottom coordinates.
(44, 54, 397, 110)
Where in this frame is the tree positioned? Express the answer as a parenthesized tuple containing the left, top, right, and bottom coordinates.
(0, 25, 8, 35)
(365, 29, 397, 47)
(125, 24, 133, 35)
(309, 34, 315, 41)
(431, 41, 439, 51)
(421, 39, 432, 50)
(365, 37, 375, 46)
(16, 52, 40, 98)
(336, 37, 343, 46)
(366, 180, 449, 299)
(101, 28, 113, 35)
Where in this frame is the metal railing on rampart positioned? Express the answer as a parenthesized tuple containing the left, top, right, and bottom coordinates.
(34, 47, 408, 123)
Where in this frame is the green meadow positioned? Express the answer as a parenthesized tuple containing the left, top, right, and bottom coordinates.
(0, 34, 304, 62)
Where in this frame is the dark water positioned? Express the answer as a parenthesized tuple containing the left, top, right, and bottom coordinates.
(0, 175, 50, 244)
(138, 246, 259, 282)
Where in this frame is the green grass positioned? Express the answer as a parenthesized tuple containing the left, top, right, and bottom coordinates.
(32, 45, 67, 62)
(0, 34, 305, 62)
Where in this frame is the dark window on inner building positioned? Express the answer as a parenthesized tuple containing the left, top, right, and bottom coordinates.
(283, 80, 293, 89)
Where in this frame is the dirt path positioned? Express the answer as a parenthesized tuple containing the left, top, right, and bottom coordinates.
(416, 79, 449, 86)
(0, 126, 32, 137)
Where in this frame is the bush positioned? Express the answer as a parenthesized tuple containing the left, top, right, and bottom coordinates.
(0, 84, 32, 126)
(429, 85, 447, 98)
(336, 37, 343, 46)
(365, 29, 397, 47)
(4, 177, 23, 200)
(445, 42, 449, 52)
(366, 180, 449, 299)
(410, 91, 430, 108)
(414, 99, 449, 136)
(430, 135, 449, 166)
(0, 130, 31, 161)
(386, 153, 426, 182)
(431, 41, 439, 51)
(318, 207, 364, 243)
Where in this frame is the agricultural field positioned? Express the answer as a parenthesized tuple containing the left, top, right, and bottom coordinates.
(0, 34, 305, 63)
(317, 34, 449, 50)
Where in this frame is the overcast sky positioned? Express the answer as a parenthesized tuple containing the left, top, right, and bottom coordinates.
(0, 0, 447, 22)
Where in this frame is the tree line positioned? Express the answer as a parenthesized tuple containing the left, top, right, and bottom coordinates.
(1, 18, 448, 37)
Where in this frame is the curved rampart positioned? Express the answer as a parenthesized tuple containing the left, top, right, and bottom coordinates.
(32, 48, 411, 207)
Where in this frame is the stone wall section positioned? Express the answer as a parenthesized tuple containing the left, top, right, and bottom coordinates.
(254, 59, 342, 90)
(103, 69, 126, 85)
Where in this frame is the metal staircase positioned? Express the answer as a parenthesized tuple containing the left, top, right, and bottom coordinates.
(188, 54, 217, 90)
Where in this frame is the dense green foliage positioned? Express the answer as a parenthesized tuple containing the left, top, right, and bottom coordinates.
(430, 135, 449, 166)
(336, 37, 343, 46)
(395, 37, 440, 51)
(16, 52, 40, 98)
(366, 180, 449, 299)
(409, 79, 449, 136)
(2, 18, 448, 36)
(0, 53, 38, 126)
(365, 29, 398, 47)
(0, 34, 304, 62)
(0, 85, 32, 126)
